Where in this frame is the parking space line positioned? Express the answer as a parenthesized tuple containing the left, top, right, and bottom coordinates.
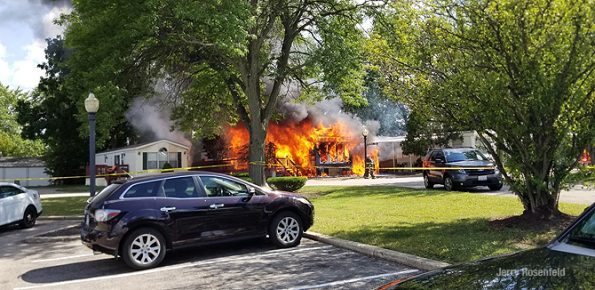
(14, 245, 333, 290)
(286, 270, 420, 290)
(32, 254, 95, 263)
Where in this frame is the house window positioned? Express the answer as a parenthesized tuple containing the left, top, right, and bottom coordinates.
(114, 155, 120, 165)
(143, 151, 182, 170)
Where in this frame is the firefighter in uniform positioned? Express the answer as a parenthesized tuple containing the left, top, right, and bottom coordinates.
(365, 156, 376, 179)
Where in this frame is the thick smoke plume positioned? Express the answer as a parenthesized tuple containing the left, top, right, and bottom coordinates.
(125, 77, 194, 148)
(125, 96, 191, 147)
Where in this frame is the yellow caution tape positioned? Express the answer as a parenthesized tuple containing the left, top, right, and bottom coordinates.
(3, 163, 592, 182)
(0, 164, 231, 182)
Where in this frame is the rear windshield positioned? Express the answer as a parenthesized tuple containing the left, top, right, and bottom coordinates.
(444, 150, 489, 162)
(89, 184, 121, 207)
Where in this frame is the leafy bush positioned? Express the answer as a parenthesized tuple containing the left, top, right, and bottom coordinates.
(267, 177, 307, 192)
(231, 172, 252, 183)
(231, 172, 250, 178)
(161, 162, 174, 173)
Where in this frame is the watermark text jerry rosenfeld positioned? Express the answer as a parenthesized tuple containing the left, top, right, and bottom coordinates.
(498, 267, 566, 277)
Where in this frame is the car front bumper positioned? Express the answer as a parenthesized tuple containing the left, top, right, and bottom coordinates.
(451, 174, 502, 187)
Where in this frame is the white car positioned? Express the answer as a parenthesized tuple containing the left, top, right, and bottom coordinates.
(0, 182, 43, 228)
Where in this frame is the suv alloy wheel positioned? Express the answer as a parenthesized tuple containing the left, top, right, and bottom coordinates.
(121, 228, 167, 269)
(269, 211, 303, 247)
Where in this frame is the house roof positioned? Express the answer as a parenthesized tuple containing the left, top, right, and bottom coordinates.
(373, 136, 407, 143)
(97, 139, 191, 154)
(0, 157, 46, 168)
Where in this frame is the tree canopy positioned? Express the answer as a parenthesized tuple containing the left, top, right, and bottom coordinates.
(373, 0, 595, 218)
(0, 84, 45, 157)
(64, 0, 377, 184)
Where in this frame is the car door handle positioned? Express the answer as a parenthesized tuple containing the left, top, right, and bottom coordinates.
(209, 203, 224, 209)
(160, 206, 176, 212)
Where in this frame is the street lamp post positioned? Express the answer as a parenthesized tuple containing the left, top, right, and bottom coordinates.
(85, 93, 99, 197)
(362, 126, 369, 178)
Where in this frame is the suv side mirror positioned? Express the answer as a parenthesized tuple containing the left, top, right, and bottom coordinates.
(242, 187, 256, 202)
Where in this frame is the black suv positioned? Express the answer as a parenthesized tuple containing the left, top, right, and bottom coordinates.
(80, 172, 314, 269)
(422, 148, 503, 191)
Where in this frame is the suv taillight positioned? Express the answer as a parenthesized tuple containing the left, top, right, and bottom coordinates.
(94, 209, 121, 222)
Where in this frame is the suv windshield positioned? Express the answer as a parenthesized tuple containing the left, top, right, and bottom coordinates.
(444, 150, 489, 162)
(567, 208, 595, 249)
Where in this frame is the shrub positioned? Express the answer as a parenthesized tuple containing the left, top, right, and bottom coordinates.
(231, 172, 250, 178)
(267, 176, 307, 192)
(161, 162, 174, 173)
(231, 172, 252, 183)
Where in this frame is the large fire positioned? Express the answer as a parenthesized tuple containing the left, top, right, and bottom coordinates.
(225, 119, 378, 176)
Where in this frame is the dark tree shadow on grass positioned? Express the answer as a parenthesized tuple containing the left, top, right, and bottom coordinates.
(326, 218, 564, 264)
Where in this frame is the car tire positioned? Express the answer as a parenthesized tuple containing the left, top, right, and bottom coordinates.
(20, 206, 37, 228)
(121, 228, 166, 270)
(443, 176, 456, 191)
(269, 211, 303, 248)
(489, 183, 503, 191)
(423, 174, 434, 189)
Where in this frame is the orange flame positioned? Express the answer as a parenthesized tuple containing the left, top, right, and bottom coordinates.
(224, 119, 377, 176)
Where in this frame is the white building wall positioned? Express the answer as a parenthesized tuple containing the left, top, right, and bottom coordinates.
(0, 167, 51, 187)
(95, 140, 190, 175)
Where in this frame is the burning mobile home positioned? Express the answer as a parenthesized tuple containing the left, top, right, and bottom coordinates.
(191, 97, 383, 177)
(223, 118, 378, 177)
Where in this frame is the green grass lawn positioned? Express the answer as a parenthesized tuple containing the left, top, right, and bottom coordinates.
(300, 186, 589, 264)
(42, 196, 88, 216)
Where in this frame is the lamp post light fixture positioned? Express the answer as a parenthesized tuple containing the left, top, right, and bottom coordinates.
(362, 126, 369, 178)
(85, 92, 99, 197)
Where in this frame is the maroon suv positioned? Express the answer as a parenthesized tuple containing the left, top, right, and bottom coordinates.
(80, 172, 314, 269)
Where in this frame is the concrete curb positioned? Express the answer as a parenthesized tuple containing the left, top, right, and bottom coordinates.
(304, 232, 450, 271)
(39, 216, 83, 221)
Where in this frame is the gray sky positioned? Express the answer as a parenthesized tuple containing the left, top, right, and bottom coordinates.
(0, 0, 71, 91)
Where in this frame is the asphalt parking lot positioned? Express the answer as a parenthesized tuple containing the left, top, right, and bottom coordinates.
(0, 221, 420, 290)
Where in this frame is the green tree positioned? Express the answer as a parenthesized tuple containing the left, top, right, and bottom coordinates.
(0, 84, 45, 157)
(401, 110, 461, 157)
(344, 70, 409, 136)
(63, 0, 375, 185)
(373, 0, 595, 219)
(16, 38, 87, 181)
(17, 37, 136, 182)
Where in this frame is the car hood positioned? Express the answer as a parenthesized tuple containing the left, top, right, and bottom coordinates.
(445, 160, 494, 167)
(269, 190, 306, 199)
(390, 247, 595, 289)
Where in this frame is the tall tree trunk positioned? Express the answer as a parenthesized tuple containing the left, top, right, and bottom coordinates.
(248, 121, 267, 186)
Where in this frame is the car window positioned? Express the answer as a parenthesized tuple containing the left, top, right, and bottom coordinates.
(567, 209, 595, 249)
(0, 186, 24, 198)
(428, 151, 438, 161)
(163, 177, 201, 198)
(444, 150, 488, 162)
(200, 176, 249, 197)
(123, 181, 162, 198)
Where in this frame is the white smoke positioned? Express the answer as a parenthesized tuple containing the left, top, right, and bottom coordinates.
(125, 96, 191, 147)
